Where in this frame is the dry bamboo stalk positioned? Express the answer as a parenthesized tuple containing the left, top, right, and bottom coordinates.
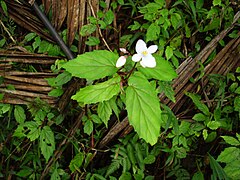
(0, 84, 52, 92)
(3, 76, 49, 86)
(5, 0, 55, 42)
(0, 50, 59, 58)
(0, 88, 53, 99)
(0, 64, 12, 69)
(0, 58, 56, 64)
(0, 98, 56, 106)
(98, 117, 129, 149)
(0, 71, 57, 76)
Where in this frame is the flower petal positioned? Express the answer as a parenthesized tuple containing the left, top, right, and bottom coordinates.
(140, 61, 147, 68)
(136, 39, 147, 54)
(141, 55, 156, 68)
(132, 53, 142, 62)
(147, 45, 158, 54)
(116, 56, 126, 68)
(119, 48, 128, 53)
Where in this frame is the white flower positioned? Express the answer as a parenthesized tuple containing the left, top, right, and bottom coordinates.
(119, 48, 128, 54)
(116, 56, 127, 68)
(132, 39, 158, 68)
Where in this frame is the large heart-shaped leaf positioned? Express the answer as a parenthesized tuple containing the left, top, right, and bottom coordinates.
(62, 50, 118, 80)
(126, 72, 162, 145)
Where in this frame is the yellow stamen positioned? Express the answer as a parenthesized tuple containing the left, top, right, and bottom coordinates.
(142, 51, 148, 56)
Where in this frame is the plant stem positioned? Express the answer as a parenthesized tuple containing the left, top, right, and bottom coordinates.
(126, 62, 137, 80)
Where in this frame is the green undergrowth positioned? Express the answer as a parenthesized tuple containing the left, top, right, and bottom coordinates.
(0, 0, 240, 179)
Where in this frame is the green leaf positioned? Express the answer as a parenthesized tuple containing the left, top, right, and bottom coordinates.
(13, 125, 26, 138)
(203, 18, 220, 32)
(55, 114, 65, 125)
(165, 46, 173, 60)
(235, 87, 240, 94)
(0, 76, 4, 85)
(16, 167, 33, 177)
(48, 45, 60, 56)
(38, 40, 50, 53)
(139, 55, 177, 81)
(221, 136, 240, 146)
(126, 72, 162, 145)
(228, 30, 239, 39)
(170, 13, 181, 30)
(196, 0, 204, 9)
(14, 105, 26, 124)
(143, 155, 156, 164)
(207, 121, 221, 130)
(119, 172, 132, 180)
(236, 133, 240, 142)
(203, 129, 208, 140)
(25, 121, 41, 141)
(158, 81, 175, 102)
(24, 33, 37, 42)
(205, 131, 217, 143)
(213, 0, 221, 6)
(0, 1, 8, 15)
(234, 96, 240, 112)
(118, 0, 124, 5)
(185, 24, 191, 38)
(214, 108, 221, 121)
(224, 160, 240, 179)
(72, 76, 121, 104)
(80, 24, 96, 36)
(97, 100, 112, 127)
(93, 174, 107, 180)
(33, 36, 41, 50)
(192, 171, 204, 180)
(48, 88, 64, 97)
(50, 167, 61, 180)
(192, 113, 207, 122)
(84, 120, 93, 135)
(217, 147, 240, 163)
(62, 50, 118, 80)
(104, 10, 114, 25)
(186, 92, 210, 115)
(108, 96, 120, 118)
(209, 153, 229, 180)
(54, 71, 72, 86)
(146, 23, 160, 42)
(175, 147, 187, 158)
(40, 126, 55, 162)
(128, 21, 141, 31)
(91, 114, 102, 124)
(179, 121, 191, 135)
(69, 152, 84, 173)
(86, 36, 100, 46)
(0, 38, 6, 48)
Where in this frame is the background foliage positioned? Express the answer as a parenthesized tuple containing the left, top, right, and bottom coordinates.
(0, 0, 239, 179)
